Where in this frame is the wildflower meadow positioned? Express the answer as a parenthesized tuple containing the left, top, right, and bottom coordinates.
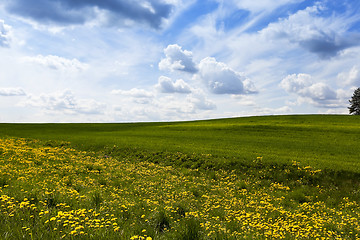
(1, 136, 360, 239)
(0, 115, 360, 239)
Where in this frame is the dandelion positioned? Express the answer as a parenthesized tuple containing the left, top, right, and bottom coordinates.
(0, 137, 359, 239)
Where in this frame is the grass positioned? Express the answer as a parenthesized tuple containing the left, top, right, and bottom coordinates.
(0, 114, 359, 172)
(0, 114, 360, 239)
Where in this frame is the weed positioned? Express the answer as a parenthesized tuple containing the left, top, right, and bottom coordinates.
(179, 217, 202, 240)
(0, 175, 9, 187)
(91, 191, 103, 207)
(45, 195, 58, 208)
(175, 204, 187, 217)
(153, 211, 170, 233)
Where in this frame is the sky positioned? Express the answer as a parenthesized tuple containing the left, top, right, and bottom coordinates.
(1, 0, 360, 122)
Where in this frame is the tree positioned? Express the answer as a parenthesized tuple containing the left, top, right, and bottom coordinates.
(349, 87, 360, 115)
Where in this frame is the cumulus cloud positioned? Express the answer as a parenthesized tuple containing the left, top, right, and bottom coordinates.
(0, 19, 11, 47)
(261, 5, 360, 58)
(111, 88, 154, 98)
(158, 45, 256, 95)
(197, 57, 256, 95)
(156, 76, 191, 93)
(152, 89, 215, 112)
(305, 83, 337, 101)
(280, 73, 337, 105)
(158, 44, 198, 73)
(22, 90, 105, 114)
(187, 90, 216, 110)
(23, 55, 88, 71)
(338, 66, 360, 87)
(5, 0, 173, 29)
(0, 88, 26, 96)
(280, 73, 313, 93)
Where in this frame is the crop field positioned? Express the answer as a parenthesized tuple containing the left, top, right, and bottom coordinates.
(0, 115, 360, 239)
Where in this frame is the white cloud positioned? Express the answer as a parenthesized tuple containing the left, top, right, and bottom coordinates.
(2, 1, 359, 122)
(280, 73, 338, 106)
(304, 83, 337, 101)
(187, 90, 216, 110)
(255, 106, 293, 115)
(110, 91, 217, 122)
(230, 0, 298, 13)
(22, 90, 105, 115)
(111, 88, 154, 98)
(159, 44, 198, 73)
(23, 55, 88, 71)
(336, 88, 355, 100)
(338, 66, 360, 87)
(231, 95, 256, 106)
(0, 87, 26, 96)
(197, 57, 256, 94)
(280, 73, 312, 93)
(243, 79, 258, 94)
(156, 76, 192, 93)
(322, 108, 348, 115)
(0, 19, 11, 47)
(260, 5, 360, 58)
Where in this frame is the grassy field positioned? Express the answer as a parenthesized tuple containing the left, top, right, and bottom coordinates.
(0, 114, 360, 239)
(0, 114, 359, 172)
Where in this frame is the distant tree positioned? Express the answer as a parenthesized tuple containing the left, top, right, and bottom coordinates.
(349, 87, 360, 115)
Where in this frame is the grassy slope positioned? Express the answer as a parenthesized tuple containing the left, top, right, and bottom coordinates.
(1, 137, 359, 239)
(0, 114, 359, 172)
(1, 115, 360, 239)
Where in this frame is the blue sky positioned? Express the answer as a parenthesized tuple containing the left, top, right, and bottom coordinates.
(1, 0, 360, 122)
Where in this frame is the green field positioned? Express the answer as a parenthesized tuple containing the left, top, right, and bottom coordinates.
(0, 114, 360, 239)
(0, 114, 359, 172)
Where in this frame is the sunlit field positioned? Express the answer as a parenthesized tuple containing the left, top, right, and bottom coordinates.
(1, 115, 360, 239)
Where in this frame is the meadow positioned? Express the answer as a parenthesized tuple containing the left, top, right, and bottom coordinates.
(0, 115, 359, 239)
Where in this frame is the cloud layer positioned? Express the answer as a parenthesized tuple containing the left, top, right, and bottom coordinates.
(5, 0, 173, 29)
(187, 90, 216, 110)
(23, 90, 105, 115)
(232, 0, 298, 13)
(0, 20, 11, 47)
(23, 55, 88, 71)
(261, 5, 360, 58)
(1, 1, 359, 122)
(0, 88, 26, 96)
(338, 66, 360, 87)
(111, 88, 154, 98)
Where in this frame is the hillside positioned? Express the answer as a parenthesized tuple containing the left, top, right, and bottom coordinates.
(0, 115, 360, 239)
(0, 115, 359, 172)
